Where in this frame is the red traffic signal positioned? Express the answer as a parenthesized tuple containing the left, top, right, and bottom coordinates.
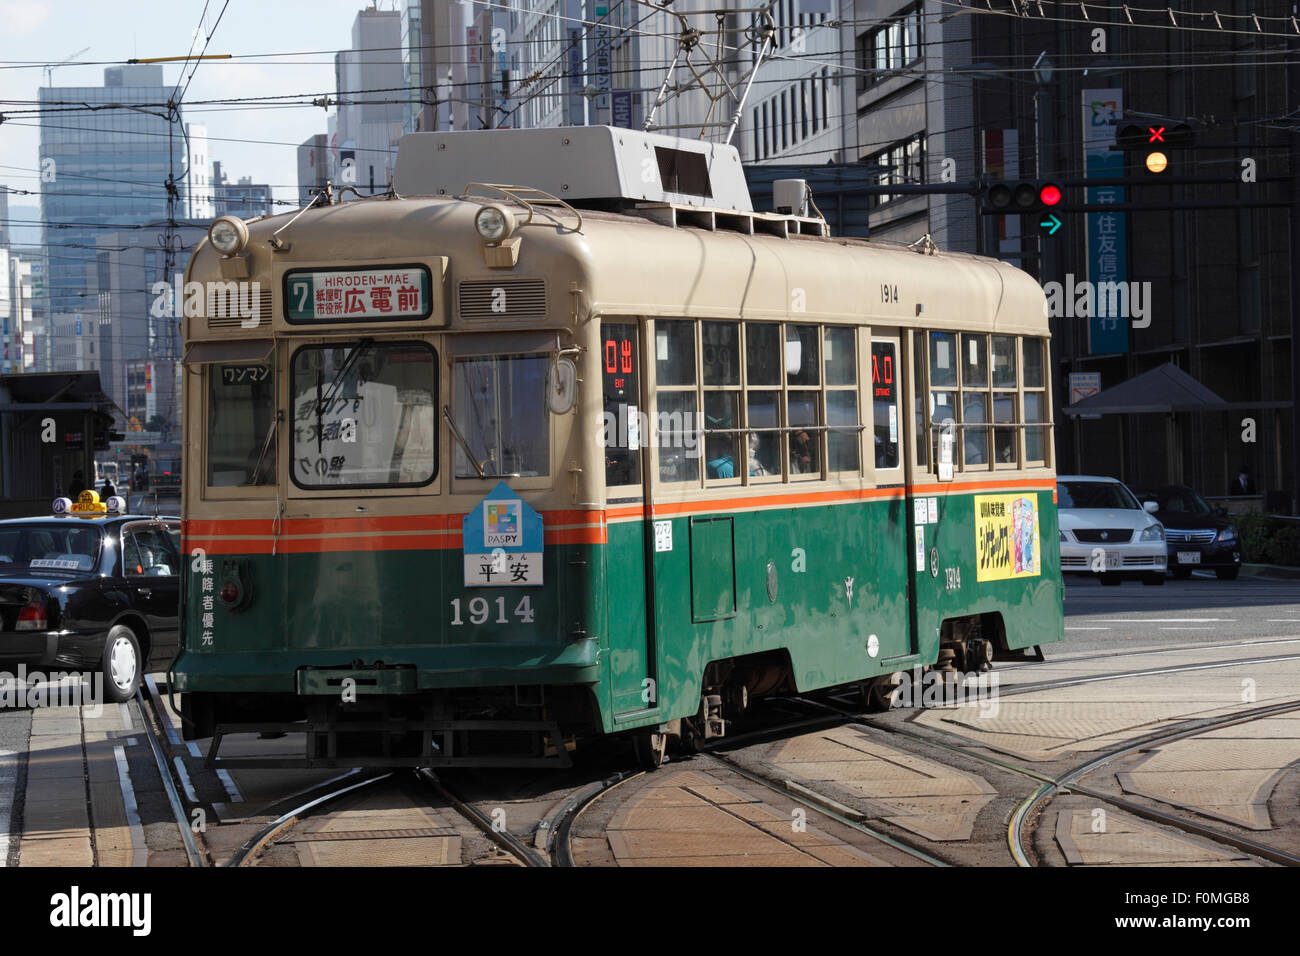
(983, 181, 1064, 214)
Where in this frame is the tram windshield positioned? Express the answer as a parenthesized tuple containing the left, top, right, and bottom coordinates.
(289, 342, 437, 488)
(452, 353, 550, 478)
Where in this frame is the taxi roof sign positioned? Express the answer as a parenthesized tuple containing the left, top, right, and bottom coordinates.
(56, 491, 125, 517)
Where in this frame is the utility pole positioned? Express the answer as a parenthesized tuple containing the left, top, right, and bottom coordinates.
(1290, 12, 1300, 513)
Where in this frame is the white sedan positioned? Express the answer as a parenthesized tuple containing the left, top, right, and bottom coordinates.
(1058, 475, 1166, 585)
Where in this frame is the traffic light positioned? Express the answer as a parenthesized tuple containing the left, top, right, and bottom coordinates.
(982, 181, 1063, 214)
(1114, 123, 1192, 175)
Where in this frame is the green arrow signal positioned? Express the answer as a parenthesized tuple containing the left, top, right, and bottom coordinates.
(1040, 213, 1062, 235)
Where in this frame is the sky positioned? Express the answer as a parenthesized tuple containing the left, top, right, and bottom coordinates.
(0, 0, 406, 222)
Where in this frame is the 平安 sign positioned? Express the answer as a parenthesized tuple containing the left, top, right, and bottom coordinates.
(462, 482, 544, 586)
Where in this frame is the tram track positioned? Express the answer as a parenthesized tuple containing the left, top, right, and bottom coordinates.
(133, 685, 205, 867)
(792, 692, 1300, 867)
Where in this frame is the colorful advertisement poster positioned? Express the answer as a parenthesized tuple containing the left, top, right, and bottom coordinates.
(975, 493, 1041, 582)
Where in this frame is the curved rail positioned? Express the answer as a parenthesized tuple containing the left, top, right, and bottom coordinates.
(229, 772, 392, 867)
(549, 770, 643, 868)
(1008, 698, 1300, 867)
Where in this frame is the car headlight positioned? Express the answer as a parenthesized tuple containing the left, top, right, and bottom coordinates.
(1218, 526, 1238, 542)
(1140, 524, 1165, 541)
(208, 215, 248, 255)
(474, 204, 515, 242)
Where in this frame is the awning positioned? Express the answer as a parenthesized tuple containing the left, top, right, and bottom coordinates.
(1064, 362, 1228, 416)
(184, 340, 274, 365)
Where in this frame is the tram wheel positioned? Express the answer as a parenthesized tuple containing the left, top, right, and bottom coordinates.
(631, 731, 668, 770)
(862, 673, 903, 712)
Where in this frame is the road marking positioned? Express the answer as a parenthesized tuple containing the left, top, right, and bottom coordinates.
(0, 747, 13, 868)
(1080, 618, 1235, 623)
(1266, 619, 1300, 622)
(113, 744, 148, 868)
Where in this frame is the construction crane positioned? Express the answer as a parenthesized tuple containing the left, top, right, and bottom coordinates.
(43, 48, 90, 87)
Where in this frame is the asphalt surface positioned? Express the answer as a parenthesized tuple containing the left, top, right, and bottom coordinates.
(1062, 572, 1300, 651)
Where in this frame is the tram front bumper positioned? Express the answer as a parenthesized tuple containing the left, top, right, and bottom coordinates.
(171, 637, 601, 694)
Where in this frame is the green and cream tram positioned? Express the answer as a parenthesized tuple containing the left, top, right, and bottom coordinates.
(172, 126, 1063, 767)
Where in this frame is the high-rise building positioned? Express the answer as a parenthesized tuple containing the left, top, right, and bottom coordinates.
(88, 221, 206, 432)
(38, 65, 175, 319)
(336, 7, 406, 195)
(297, 133, 330, 206)
(186, 124, 214, 220)
(212, 161, 274, 218)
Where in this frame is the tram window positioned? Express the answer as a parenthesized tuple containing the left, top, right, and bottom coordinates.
(290, 343, 437, 488)
(704, 392, 740, 479)
(788, 390, 820, 475)
(207, 362, 275, 487)
(746, 392, 779, 477)
(963, 391, 988, 467)
(929, 390, 956, 467)
(656, 320, 699, 483)
(657, 391, 699, 483)
(824, 327, 855, 386)
(746, 324, 781, 387)
(929, 331, 957, 388)
(826, 327, 859, 473)
(1024, 391, 1046, 464)
(602, 322, 641, 487)
(870, 341, 899, 470)
(828, 392, 860, 472)
(785, 325, 819, 387)
(1023, 337, 1044, 388)
(962, 334, 988, 387)
(913, 331, 927, 468)
(702, 322, 739, 386)
(655, 320, 695, 386)
(993, 391, 1017, 465)
(452, 352, 548, 480)
(992, 335, 1017, 388)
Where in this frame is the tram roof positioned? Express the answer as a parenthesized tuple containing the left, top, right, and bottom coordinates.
(203, 193, 1048, 337)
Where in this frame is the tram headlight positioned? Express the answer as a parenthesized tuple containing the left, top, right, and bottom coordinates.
(474, 204, 515, 243)
(208, 216, 249, 255)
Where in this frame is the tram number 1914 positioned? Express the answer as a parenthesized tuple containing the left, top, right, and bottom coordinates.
(881, 283, 899, 304)
(450, 595, 536, 626)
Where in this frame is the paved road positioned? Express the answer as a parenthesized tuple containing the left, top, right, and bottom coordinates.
(1062, 572, 1300, 651)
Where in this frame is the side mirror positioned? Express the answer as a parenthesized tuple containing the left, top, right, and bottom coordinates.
(1143, 501, 1159, 514)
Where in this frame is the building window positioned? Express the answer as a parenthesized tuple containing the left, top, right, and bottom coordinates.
(866, 132, 926, 208)
(857, 4, 923, 91)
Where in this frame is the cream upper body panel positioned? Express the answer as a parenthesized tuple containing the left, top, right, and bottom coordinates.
(185, 195, 1047, 339)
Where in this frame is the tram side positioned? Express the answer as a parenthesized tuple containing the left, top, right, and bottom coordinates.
(172, 195, 1062, 765)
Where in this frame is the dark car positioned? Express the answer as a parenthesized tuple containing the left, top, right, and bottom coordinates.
(0, 512, 181, 701)
(1131, 485, 1241, 580)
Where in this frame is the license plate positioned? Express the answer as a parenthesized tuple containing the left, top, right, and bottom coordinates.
(1177, 551, 1201, 564)
(1106, 555, 1122, 569)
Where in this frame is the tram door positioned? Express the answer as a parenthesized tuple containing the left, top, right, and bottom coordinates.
(870, 330, 919, 660)
(601, 321, 658, 719)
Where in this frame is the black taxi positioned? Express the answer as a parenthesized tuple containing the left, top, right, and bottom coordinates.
(0, 492, 180, 702)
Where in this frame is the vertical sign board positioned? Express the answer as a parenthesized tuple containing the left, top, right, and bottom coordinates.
(593, 3, 612, 116)
(611, 89, 634, 129)
(1082, 89, 1129, 354)
(463, 481, 544, 586)
(566, 27, 586, 126)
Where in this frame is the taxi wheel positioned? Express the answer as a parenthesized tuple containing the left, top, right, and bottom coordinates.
(1216, 566, 1240, 581)
(101, 625, 142, 703)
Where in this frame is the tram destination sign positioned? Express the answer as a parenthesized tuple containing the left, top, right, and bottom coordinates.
(284, 265, 433, 323)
